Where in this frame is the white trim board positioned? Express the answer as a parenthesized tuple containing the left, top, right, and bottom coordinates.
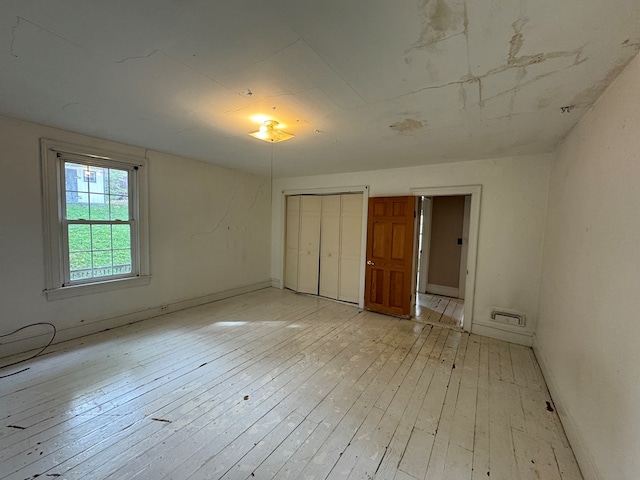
(471, 322, 533, 346)
(532, 335, 596, 480)
(425, 283, 459, 298)
(0, 281, 272, 360)
(411, 185, 481, 333)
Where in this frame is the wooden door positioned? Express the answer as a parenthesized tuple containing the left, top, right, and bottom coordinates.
(364, 196, 416, 317)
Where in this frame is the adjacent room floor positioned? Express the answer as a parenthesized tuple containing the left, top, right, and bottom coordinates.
(0, 288, 582, 480)
(414, 293, 464, 329)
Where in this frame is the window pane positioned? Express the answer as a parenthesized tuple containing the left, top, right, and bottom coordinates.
(68, 224, 91, 252)
(109, 168, 129, 196)
(66, 192, 88, 220)
(92, 250, 112, 268)
(87, 166, 107, 194)
(112, 224, 130, 249)
(69, 251, 91, 280)
(92, 250, 113, 278)
(113, 250, 132, 274)
(91, 224, 112, 250)
(65, 163, 89, 194)
(110, 196, 129, 220)
(89, 194, 109, 220)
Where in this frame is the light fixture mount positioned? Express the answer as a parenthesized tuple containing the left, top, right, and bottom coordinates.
(249, 119, 294, 143)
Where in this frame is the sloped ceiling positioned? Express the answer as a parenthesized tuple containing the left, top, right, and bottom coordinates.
(1, 0, 639, 177)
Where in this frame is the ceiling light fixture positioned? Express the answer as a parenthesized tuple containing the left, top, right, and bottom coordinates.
(249, 120, 294, 143)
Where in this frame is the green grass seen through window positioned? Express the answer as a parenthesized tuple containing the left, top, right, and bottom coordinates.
(67, 204, 132, 271)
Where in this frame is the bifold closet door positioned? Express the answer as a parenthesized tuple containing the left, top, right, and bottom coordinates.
(284, 196, 300, 291)
(297, 196, 322, 294)
(319, 195, 341, 299)
(338, 193, 363, 303)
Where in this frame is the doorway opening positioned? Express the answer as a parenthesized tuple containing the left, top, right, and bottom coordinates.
(414, 195, 470, 328)
(411, 186, 480, 332)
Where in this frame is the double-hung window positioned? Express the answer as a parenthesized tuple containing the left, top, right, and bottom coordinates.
(41, 139, 150, 299)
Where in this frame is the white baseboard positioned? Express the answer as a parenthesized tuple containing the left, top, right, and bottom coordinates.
(532, 335, 597, 480)
(471, 321, 533, 346)
(271, 277, 283, 288)
(0, 281, 272, 360)
(425, 284, 459, 298)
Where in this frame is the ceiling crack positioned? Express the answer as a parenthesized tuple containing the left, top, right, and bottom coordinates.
(9, 16, 20, 57)
(159, 51, 240, 96)
(506, 66, 527, 119)
(222, 86, 324, 114)
(252, 37, 304, 65)
(9, 15, 88, 59)
(406, 30, 465, 52)
(115, 49, 161, 64)
(301, 38, 369, 107)
(61, 102, 80, 111)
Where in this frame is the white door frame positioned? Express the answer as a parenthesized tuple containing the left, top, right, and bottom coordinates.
(417, 197, 432, 293)
(280, 186, 369, 309)
(410, 185, 481, 333)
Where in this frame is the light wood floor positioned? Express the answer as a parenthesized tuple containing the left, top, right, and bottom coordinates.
(415, 293, 464, 328)
(0, 288, 582, 480)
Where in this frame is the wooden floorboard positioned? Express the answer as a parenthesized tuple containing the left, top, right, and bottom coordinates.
(414, 293, 464, 328)
(0, 288, 582, 480)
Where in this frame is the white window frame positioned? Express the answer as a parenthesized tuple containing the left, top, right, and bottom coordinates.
(41, 139, 150, 300)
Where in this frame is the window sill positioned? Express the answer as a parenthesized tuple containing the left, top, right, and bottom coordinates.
(45, 275, 151, 300)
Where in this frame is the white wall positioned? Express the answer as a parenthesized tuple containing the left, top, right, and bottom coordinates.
(271, 154, 551, 344)
(535, 54, 640, 480)
(0, 115, 271, 356)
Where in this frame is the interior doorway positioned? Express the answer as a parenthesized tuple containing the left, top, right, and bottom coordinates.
(411, 186, 481, 332)
(414, 195, 470, 328)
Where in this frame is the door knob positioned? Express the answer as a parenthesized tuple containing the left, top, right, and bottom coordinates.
(367, 260, 375, 266)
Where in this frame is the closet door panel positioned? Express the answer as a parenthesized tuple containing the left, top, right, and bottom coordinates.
(298, 196, 322, 294)
(284, 196, 300, 290)
(339, 193, 363, 303)
(320, 195, 341, 299)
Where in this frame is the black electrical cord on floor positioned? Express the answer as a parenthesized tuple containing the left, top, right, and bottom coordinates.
(0, 322, 57, 378)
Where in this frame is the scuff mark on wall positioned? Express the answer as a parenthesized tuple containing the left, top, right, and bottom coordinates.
(389, 118, 427, 133)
